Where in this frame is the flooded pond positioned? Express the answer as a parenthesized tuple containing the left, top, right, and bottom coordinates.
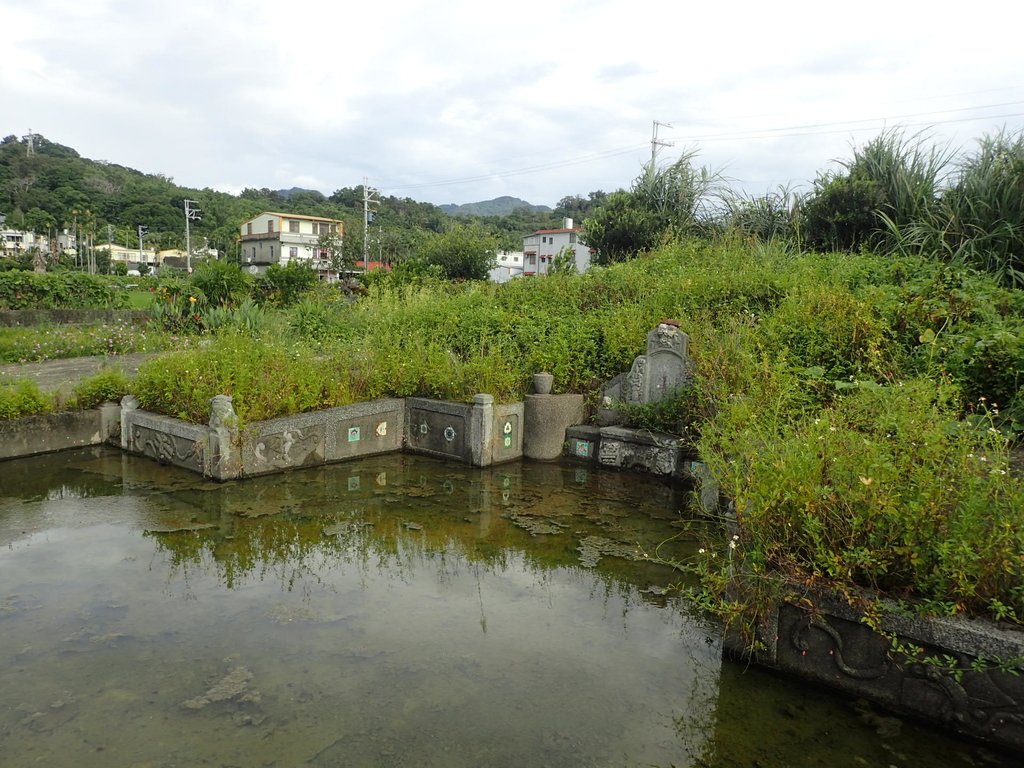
(0, 448, 1015, 767)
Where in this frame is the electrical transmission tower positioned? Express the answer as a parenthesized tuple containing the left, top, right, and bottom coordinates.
(23, 129, 36, 156)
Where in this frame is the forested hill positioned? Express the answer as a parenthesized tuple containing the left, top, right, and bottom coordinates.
(440, 196, 551, 217)
(0, 133, 600, 259)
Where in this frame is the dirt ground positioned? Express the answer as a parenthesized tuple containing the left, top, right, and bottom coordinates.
(0, 353, 161, 398)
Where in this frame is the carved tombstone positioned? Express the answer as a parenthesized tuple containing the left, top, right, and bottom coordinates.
(622, 321, 693, 405)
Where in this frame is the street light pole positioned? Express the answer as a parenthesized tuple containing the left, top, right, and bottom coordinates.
(137, 224, 147, 271)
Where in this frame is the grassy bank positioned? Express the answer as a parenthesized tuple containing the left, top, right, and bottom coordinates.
(4, 238, 1022, 631)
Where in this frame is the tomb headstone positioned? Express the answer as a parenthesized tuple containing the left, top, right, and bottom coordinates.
(620, 321, 693, 405)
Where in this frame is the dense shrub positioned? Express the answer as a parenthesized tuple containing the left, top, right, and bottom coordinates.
(0, 271, 127, 310)
(71, 368, 133, 409)
(0, 380, 53, 419)
(191, 260, 250, 307)
(699, 375, 1024, 626)
(132, 332, 328, 423)
(254, 262, 318, 306)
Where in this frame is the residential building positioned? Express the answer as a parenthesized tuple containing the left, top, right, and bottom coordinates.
(489, 251, 524, 283)
(0, 214, 78, 261)
(521, 217, 591, 276)
(94, 242, 159, 272)
(239, 211, 344, 280)
(0, 214, 47, 258)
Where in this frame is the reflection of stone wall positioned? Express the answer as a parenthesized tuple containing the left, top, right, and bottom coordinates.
(757, 596, 1024, 753)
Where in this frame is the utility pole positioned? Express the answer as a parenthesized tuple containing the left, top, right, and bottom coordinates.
(107, 224, 113, 274)
(362, 178, 379, 266)
(137, 225, 147, 271)
(184, 199, 201, 273)
(650, 120, 674, 174)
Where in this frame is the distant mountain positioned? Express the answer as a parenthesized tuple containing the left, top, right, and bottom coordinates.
(440, 196, 552, 217)
(275, 187, 324, 201)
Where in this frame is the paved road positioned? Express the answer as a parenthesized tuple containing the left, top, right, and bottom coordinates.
(0, 352, 162, 397)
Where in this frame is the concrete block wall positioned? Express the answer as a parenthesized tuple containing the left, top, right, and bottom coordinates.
(0, 403, 120, 460)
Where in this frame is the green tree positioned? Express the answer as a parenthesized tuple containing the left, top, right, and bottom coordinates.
(317, 230, 352, 274)
(799, 174, 885, 251)
(419, 223, 497, 280)
(581, 153, 721, 264)
(23, 207, 56, 235)
(580, 190, 662, 265)
(258, 262, 317, 305)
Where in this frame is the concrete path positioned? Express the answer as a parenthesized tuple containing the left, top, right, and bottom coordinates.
(0, 353, 162, 397)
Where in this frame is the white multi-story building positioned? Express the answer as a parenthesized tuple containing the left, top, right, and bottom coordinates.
(239, 212, 344, 280)
(521, 217, 592, 276)
(489, 251, 524, 283)
(0, 214, 46, 257)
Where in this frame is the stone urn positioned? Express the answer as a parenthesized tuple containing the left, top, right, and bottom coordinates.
(533, 372, 554, 395)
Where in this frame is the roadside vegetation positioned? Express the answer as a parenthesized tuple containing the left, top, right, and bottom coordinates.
(2, 126, 1023, 641)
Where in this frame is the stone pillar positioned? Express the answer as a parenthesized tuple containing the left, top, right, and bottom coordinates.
(470, 394, 494, 467)
(523, 393, 585, 460)
(100, 400, 121, 445)
(120, 395, 139, 450)
(208, 394, 241, 480)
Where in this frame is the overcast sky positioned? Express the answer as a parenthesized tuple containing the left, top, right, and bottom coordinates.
(3, 0, 1022, 207)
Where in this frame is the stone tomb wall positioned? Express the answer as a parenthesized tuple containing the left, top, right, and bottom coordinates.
(239, 399, 405, 478)
(119, 395, 521, 481)
(122, 406, 211, 475)
(753, 594, 1024, 753)
(404, 395, 523, 467)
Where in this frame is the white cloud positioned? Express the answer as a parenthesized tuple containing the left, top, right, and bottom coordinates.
(2, 0, 1022, 206)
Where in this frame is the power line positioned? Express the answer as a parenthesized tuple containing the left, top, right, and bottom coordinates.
(665, 101, 1024, 144)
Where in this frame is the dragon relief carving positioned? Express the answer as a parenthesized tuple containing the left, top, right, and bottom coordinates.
(790, 614, 890, 680)
(133, 426, 202, 468)
(903, 658, 1024, 734)
(253, 428, 321, 469)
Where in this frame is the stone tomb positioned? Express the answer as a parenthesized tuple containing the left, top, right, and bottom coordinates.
(624, 321, 693, 404)
(604, 321, 694, 407)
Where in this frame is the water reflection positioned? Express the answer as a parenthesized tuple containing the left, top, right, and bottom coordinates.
(0, 448, 1015, 767)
